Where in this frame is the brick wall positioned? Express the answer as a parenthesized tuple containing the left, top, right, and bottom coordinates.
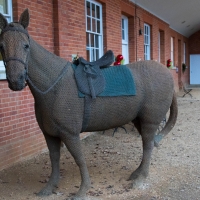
(189, 30, 200, 54)
(0, 82, 46, 170)
(53, 0, 86, 60)
(0, 0, 193, 170)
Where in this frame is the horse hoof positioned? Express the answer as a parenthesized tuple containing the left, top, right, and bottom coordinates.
(36, 188, 53, 196)
(154, 134, 163, 147)
(132, 179, 149, 189)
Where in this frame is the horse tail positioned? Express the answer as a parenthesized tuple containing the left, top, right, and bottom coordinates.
(154, 91, 178, 147)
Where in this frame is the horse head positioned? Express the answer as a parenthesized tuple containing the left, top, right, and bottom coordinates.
(0, 9, 30, 91)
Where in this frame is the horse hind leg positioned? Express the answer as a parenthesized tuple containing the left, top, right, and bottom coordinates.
(128, 118, 157, 188)
(37, 133, 61, 196)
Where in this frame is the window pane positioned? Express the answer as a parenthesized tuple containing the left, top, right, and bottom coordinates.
(95, 34, 99, 48)
(87, 17, 91, 31)
(91, 34, 94, 47)
(96, 49, 99, 60)
(91, 48, 94, 61)
(122, 19, 124, 29)
(86, 1, 90, 16)
(0, 0, 8, 14)
(92, 3, 95, 17)
(93, 48, 96, 61)
(122, 29, 125, 40)
(96, 5, 100, 19)
(92, 18, 96, 32)
(97, 20, 100, 33)
(86, 49, 90, 61)
(86, 32, 90, 47)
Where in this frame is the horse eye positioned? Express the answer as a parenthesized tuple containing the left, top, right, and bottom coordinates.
(24, 44, 29, 49)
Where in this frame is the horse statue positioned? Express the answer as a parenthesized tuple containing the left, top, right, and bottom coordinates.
(0, 9, 177, 200)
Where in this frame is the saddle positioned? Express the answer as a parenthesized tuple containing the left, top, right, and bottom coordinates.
(74, 50, 115, 98)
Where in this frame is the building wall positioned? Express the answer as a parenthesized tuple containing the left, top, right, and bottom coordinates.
(0, 0, 192, 170)
(189, 30, 200, 54)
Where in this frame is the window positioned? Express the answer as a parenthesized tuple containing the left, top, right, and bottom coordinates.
(122, 17, 128, 43)
(86, 0, 103, 62)
(0, 0, 12, 80)
(121, 15, 129, 64)
(144, 23, 150, 60)
(171, 37, 174, 66)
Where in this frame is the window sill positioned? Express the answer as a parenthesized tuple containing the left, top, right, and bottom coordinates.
(171, 66, 176, 70)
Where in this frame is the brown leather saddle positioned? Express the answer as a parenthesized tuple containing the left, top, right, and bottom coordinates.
(74, 50, 115, 98)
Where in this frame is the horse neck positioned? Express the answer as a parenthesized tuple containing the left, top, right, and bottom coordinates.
(28, 38, 68, 92)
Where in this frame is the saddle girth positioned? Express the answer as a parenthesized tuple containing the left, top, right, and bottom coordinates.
(73, 50, 115, 132)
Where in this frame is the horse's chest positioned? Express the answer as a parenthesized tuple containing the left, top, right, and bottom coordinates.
(34, 97, 57, 135)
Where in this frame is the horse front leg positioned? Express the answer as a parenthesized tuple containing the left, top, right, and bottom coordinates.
(128, 121, 157, 188)
(61, 134, 91, 200)
(37, 133, 61, 196)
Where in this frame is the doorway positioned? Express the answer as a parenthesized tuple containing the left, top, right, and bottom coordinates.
(190, 54, 200, 84)
(121, 15, 129, 64)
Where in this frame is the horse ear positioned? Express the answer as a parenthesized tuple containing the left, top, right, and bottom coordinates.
(0, 13, 8, 31)
(19, 8, 30, 29)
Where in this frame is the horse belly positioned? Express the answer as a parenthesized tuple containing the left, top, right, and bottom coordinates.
(85, 95, 140, 132)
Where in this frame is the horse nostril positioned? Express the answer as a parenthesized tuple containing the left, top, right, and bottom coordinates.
(19, 74, 24, 81)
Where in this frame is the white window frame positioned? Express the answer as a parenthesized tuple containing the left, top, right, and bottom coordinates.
(122, 15, 128, 45)
(144, 23, 150, 60)
(0, 0, 13, 80)
(121, 15, 129, 64)
(85, 0, 103, 62)
(171, 37, 174, 67)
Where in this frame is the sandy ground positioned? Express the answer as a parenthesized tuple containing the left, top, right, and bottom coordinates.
(1, 91, 200, 200)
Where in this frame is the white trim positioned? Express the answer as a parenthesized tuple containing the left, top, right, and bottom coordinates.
(171, 37, 174, 65)
(144, 23, 150, 60)
(121, 15, 129, 64)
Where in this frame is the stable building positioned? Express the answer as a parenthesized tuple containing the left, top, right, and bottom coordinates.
(0, 0, 200, 170)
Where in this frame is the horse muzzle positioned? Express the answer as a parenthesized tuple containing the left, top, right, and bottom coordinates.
(7, 72, 27, 91)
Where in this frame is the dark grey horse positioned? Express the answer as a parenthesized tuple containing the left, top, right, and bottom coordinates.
(0, 9, 177, 200)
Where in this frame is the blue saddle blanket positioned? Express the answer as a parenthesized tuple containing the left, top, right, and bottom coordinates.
(72, 64, 136, 97)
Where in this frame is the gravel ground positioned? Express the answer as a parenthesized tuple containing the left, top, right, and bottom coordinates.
(0, 93, 200, 200)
